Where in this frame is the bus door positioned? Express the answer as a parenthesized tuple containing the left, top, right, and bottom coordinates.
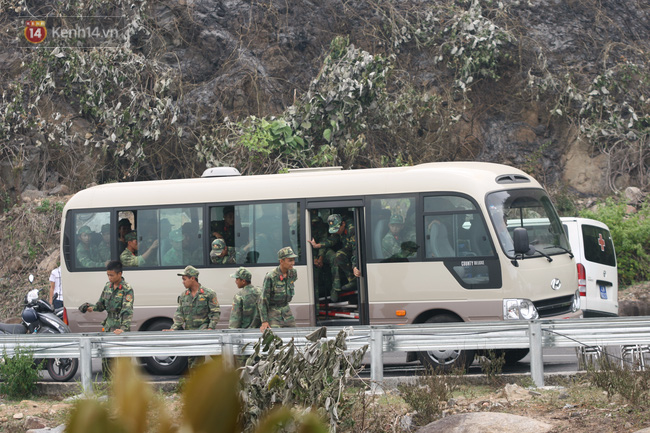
(306, 200, 368, 326)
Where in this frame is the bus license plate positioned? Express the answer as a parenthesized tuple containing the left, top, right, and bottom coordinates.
(599, 285, 608, 299)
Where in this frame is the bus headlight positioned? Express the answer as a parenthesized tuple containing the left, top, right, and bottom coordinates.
(572, 290, 581, 312)
(503, 298, 539, 320)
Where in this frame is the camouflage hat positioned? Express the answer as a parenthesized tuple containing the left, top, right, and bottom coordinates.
(389, 214, 404, 225)
(211, 238, 226, 252)
(327, 214, 343, 233)
(78, 225, 92, 235)
(169, 229, 183, 242)
(230, 266, 252, 281)
(101, 223, 111, 234)
(277, 246, 298, 259)
(177, 265, 199, 278)
(125, 231, 137, 242)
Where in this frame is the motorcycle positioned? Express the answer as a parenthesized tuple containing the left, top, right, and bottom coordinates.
(0, 275, 79, 382)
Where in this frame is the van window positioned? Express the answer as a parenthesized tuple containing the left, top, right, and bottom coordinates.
(581, 224, 616, 266)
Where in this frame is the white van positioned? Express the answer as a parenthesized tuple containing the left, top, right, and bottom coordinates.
(561, 217, 618, 317)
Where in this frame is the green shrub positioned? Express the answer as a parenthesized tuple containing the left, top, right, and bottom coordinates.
(0, 347, 42, 399)
(580, 197, 650, 285)
(398, 367, 463, 425)
(587, 350, 650, 406)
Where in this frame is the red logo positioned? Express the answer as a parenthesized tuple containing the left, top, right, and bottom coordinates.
(598, 233, 606, 252)
(24, 20, 47, 44)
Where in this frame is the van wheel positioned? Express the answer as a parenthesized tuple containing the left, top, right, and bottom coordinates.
(142, 319, 188, 376)
(416, 314, 475, 372)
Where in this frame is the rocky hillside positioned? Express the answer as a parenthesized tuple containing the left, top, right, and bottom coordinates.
(0, 0, 648, 200)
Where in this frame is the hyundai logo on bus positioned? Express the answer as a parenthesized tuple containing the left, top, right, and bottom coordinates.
(550, 278, 561, 291)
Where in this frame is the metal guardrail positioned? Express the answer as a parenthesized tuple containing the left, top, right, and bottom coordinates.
(2, 317, 650, 394)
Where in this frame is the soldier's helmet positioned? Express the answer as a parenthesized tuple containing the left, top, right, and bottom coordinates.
(230, 267, 252, 281)
(101, 224, 111, 234)
(177, 265, 200, 278)
(277, 246, 298, 260)
(327, 214, 343, 233)
(124, 231, 138, 242)
(211, 238, 226, 253)
(389, 214, 404, 225)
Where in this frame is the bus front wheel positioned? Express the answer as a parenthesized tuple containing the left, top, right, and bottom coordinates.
(142, 319, 188, 376)
(416, 314, 475, 372)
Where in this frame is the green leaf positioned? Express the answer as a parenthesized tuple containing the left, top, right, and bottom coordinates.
(323, 129, 332, 142)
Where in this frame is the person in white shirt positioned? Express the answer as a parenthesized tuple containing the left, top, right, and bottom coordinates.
(49, 265, 63, 308)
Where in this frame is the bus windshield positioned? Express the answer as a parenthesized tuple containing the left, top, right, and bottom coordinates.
(486, 189, 570, 258)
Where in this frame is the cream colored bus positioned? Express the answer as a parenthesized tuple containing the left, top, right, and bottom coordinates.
(60, 162, 581, 374)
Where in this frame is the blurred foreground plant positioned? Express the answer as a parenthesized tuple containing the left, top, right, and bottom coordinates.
(66, 356, 329, 433)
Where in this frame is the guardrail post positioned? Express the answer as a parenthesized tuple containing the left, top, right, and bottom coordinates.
(222, 334, 234, 369)
(79, 336, 93, 395)
(528, 321, 544, 387)
(370, 328, 384, 393)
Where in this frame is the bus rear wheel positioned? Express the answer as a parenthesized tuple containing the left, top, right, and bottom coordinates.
(141, 319, 188, 376)
(416, 314, 475, 373)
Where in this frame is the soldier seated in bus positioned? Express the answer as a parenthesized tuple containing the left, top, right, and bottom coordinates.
(210, 238, 236, 264)
(96, 224, 111, 263)
(211, 206, 235, 247)
(117, 218, 132, 253)
(120, 231, 159, 267)
(181, 222, 203, 264)
(162, 228, 184, 266)
(383, 241, 420, 263)
(381, 214, 415, 258)
(76, 226, 106, 268)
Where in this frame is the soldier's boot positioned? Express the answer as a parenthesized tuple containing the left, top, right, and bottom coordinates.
(341, 280, 357, 292)
(330, 288, 340, 303)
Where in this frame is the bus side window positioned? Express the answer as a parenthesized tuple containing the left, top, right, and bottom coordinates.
(73, 211, 111, 269)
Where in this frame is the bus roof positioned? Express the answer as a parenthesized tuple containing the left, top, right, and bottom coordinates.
(64, 162, 541, 210)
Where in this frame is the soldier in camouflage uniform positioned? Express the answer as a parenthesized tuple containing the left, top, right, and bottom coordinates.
(167, 265, 220, 368)
(79, 260, 134, 333)
(161, 228, 184, 266)
(96, 224, 112, 263)
(210, 238, 236, 265)
(308, 210, 331, 298)
(76, 226, 105, 268)
(260, 247, 298, 331)
(228, 267, 262, 329)
(381, 214, 416, 258)
(120, 231, 159, 267)
(78, 260, 134, 377)
(310, 214, 361, 301)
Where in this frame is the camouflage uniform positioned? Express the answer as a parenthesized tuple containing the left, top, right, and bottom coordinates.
(381, 214, 413, 258)
(90, 278, 134, 332)
(120, 231, 146, 267)
(162, 229, 184, 266)
(171, 285, 221, 330)
(96, 224, 111, 263)
(310, 211, 331, 298)
(228, 267, 262, 329)
(325, 214, 358, 297)
(210, 238, 236, 265)
(260, 247, 298, 327)
(76, 226, 104, 268)
(212, 220, 235, 247)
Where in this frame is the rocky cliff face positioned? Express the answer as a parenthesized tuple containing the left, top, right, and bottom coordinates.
(0, 0, 648, 201)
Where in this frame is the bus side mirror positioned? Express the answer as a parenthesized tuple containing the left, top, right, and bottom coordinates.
(513, 227, 530, 255)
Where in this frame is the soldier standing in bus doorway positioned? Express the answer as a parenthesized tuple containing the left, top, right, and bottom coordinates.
(229, 267, 262, 329)
(309, 213, 361, 302)
(78, 260, 134, 377)
(259, 247, 298, 331)
(165, 266, 220, 369)
(120, 231, 159, 267)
